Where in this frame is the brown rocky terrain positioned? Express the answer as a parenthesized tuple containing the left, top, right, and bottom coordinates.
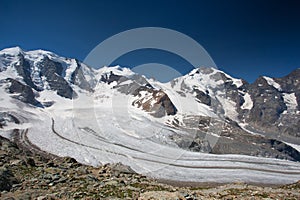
(0, 135, 299, 200)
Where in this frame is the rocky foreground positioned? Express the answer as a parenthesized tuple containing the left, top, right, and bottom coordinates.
(0, 136, 299, 200)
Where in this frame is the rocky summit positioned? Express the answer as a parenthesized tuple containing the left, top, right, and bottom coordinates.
(0, 136, 300, 200)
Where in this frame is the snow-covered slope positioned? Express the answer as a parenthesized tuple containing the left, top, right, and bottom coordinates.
(1, 47, 300, 185)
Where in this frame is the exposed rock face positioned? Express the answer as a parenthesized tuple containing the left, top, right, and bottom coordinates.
(242, 71, 300, 139)
(168, 115, 300, 161)
(275, 68, 300, 109)
(114, 74, 153, 95)
(9, 53, 74, 99)
(70, 60, 95, 92)
(13, 54, 40, 91)
(166, 66, 300, 159)
(5, 78, 40, 105)
(38, 57, 76, 99)
(175, 67, 300, 143)
(133, 88, 177, 117)
(0, 48, 99, 101)
(193, 88, 211, 106)
(246, 77, 287, 125)
(0, 167, 18, 191)
(100, 70, 177, 117)
(100, 71, 123, 84)
(0, 112, 20, 129)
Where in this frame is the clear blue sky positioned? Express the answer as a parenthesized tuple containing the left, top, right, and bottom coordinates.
(1, 0, 300, 82)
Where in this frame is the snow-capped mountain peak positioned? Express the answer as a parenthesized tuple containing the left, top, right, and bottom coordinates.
(0, 47, 99, 99)
(0, 46, 24, 55)
(97, 65, 135, 77)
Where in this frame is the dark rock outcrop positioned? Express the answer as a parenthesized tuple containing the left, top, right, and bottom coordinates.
(39, 57, 76, 99)
(0, 167, 18, 192)
(13, 54, 40, 91)
(5, 78, 39, 105)
(168, 115, 300, 161)
(70, 60, 95, 92)
(194, 88, 211, 106)
(0, 112, 20, 128)
(274, 68, 300, 110)
(101, 71, 177, 117)
(133, 88, 177, 118)
(246, 77, 287, 125)
(100, 71, 123, 84)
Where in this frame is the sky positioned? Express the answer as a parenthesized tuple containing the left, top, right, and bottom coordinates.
(1, 0, 300, 82)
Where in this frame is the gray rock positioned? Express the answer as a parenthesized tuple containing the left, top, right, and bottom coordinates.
(70, 60, 95, 91)
(194, 88, 211, 106)
(5, 78, 40, 105)
(100, 71, 123, 84)
(110, 162, 136, 174)
(13, 54, 40, 91)
(132, 88, 177, 117)
(0, 167, 18, 192)
(39, 57, 76, 99)
(246, 76, 286, 124)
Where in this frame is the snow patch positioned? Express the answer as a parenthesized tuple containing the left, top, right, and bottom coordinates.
(64, 59, 78, 82)
(223, 73, 243, 88)
(239, 123, 263, 136)
(263, 76, 282, 91)
(241, 93, 253, 110)
(283, 93, 298, 111)
(97, 66, 135, 77)
(217, 95, 239, 121)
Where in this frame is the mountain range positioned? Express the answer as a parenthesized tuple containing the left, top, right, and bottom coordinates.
(0, 47, 300, 185)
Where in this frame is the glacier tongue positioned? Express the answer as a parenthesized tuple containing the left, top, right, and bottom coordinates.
(4, 88, 299, 185)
